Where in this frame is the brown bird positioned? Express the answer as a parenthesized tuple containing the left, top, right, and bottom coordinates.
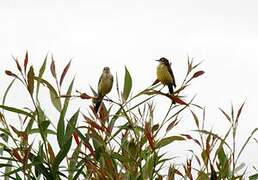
(94, 67, 113, 112)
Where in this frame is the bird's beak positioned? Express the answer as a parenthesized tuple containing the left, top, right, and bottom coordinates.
(156, 59, 160, 62)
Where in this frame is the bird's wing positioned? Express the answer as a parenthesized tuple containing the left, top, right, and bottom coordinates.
(168, 63, 176, 87)
(97, 74, 103, 95)
(110, 74, 114, 86)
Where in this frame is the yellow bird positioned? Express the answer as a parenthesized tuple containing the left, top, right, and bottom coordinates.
(156, 57, 176, 94)
(95, 67, 113, 112)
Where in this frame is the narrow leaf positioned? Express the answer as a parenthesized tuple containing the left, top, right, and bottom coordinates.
(0, 105, 33, 118)
(24, 51, 28, 73)
(219, 108, 231, 122)
(192, 70, 205, 79)
(52, 137, 72, 175)
(249, 173, 258, 180)
(36, 54, 48, 101)
(157, 136, 185, 148)
(12, 56, 22, 73)
(170, 96, 188, 105)
(166, 116, 180, 132)
(59, 60, 71, 87)
(34, 77, 62, 111)
(65, 110, 79, 144)
(57, 78, 74, 147)
(5, 70, 17, 78)
(27, 66, 34, 95)
(236, 101, 245, 123)
(80, 93, 92, 99)
(50, 55, 57, 78)
(47, 143, 55, 163)
(122, 66, 132, 102)
(190, 110, 199, 128)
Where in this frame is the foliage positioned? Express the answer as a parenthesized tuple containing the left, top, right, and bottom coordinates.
(0, 52, 257, 179)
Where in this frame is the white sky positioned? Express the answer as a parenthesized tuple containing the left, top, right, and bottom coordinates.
(1, 0, 258, 175)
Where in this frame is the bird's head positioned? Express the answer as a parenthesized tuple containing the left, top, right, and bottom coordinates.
(103, 67, 110, 73)
(156, 57, 170, 65)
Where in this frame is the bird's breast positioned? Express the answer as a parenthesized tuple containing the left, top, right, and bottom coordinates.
(156, 64, 173, 85)
(98, 74, 113, 96)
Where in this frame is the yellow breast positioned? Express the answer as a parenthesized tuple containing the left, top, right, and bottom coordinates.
(98, 74, 113, 96)
(156, 64, 173, 85)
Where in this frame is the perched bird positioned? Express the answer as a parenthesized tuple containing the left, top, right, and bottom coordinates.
(156, 57, 176, 94)
(95, 67, 113, 112)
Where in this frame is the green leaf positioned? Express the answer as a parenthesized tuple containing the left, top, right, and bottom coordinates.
(122, 66, 132, 102)
(111, 152, 130, 163)
(53, 110, 79, 176)
(29, 128, 56, 135)
(28, 151, 52, 179)
(25, 117, 35, 133)
(40, 120, 50, 134)
(0, 105, 33, 118)
(4, 160, 12, 180)
(34, 77, 62, 111)
(156, 136, 185, 148)
(143, 154, 155, 178)
(36, 54, 47, 101)
(68, 144, 81, 179)
(27, 66, 34, 95)
(249, 173, 258, 180)
(65, 110, 79, 143)
(190, 110, 199, 128)
(217, 145, 230, 178)
(52, 137, 72, 177)
(2, 79, 16, 107)
(72, 164, 85, 180)
(90, 86, 98, 97)
(57, 78, 74, 148)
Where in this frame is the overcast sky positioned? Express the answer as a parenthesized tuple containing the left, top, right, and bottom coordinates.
(1, 0, 258, 174)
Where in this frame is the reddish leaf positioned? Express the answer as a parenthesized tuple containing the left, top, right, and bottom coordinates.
(5, 70, 17, 77)
(192, 70, 205, 79)
(73, 131, 80, 146)
(144, 122, 155, 150)
(0, 112, 5, 122)
(10, 126, 28, 142)
(13, 56, 22, 72)
(50, 55, 57, 78)
(170, 96, 188, 105)
(24, 51, 29, 73)
(10, 126, 19, 135)
(80, 93, 92, 99)
(23, 144, 32, 165)
(59, 60, 71, 86)
(166, 117, 180, 132)
(11, 148, 23, 162)
(27, 66, 34, 95)
(82, 113, 106, 131)
(236, 101, 245, 123)
(83, 142, 95, 158)
(181, 134, 201, 147)
(19, 132, 28, 142)
(98, 103, 109, 123)
(47, 143, 55, 163)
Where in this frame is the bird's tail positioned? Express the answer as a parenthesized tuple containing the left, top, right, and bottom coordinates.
(94, 96, 103, 113)
(168, 84, 174, 94)
(168, 84, 176, 104)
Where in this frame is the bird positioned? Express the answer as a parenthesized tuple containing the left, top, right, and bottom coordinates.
(156, 57, 176, 94)
(94, 67, 113, 112)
